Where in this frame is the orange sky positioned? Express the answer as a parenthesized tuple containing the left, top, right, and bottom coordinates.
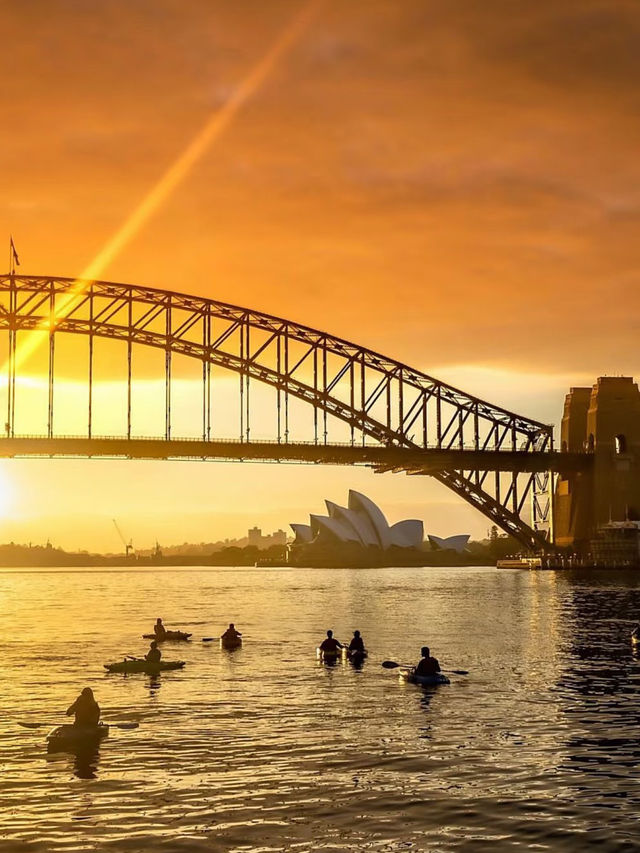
(0, 0, 637, 550)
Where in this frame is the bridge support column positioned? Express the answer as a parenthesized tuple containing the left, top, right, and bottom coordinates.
(555, 377, 640, 551)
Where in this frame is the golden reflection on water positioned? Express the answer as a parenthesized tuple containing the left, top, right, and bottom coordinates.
(1, 565, 640, 852)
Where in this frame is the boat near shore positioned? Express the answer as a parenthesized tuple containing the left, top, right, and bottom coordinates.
(497, 554, 593, 570)
(499, 520, 640, 570)
(497, 554, 640, 570)
(497, 557, 545, 570)
(497, 556, 596, 570)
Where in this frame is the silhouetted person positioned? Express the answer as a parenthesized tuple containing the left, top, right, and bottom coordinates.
(66, 687, 100, 727)
(146, 640, 161, 664)
(319, 630, 343, 654)
(415, 646, 440, 677)
(154, 618, 167, 640)
(221, 623, 242, 640)
(348, 630, 365, 653)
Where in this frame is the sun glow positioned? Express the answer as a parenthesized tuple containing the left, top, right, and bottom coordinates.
(0, 464, 15, 517)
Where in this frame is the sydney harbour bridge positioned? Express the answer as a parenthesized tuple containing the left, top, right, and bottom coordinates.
(0, 274, 617, 553)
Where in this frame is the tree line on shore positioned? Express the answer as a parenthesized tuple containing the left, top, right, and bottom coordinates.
(0, 527, 520, 567)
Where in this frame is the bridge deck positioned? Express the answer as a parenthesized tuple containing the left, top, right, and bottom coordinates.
(0, 437, 589, 474)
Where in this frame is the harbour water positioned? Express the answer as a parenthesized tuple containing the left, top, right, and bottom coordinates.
(1, 565, 640, 852)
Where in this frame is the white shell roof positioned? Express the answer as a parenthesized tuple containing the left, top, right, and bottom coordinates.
(427, 534, 470, 554)
(348, 490, 392, 549)
(310, 514, 360, 543)
(389, 519, 424, 548)
(326, 499, 379, 547)
(290, 523, 313, 543)
(292, 491, 438, 551)
(292, 492, 471, 554)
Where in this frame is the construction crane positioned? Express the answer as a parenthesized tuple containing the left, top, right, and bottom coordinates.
(112, 519, 134, 558)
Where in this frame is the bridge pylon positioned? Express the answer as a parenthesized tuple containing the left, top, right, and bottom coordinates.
(555, 376, 640, 552)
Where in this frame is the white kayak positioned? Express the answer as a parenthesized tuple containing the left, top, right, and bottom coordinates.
(399, 669, 450, 686)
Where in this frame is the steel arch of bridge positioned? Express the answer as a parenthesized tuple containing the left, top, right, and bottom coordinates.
(0, 274, 558, 550)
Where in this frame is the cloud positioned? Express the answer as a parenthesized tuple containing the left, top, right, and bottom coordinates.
(1, 0, 638, 376)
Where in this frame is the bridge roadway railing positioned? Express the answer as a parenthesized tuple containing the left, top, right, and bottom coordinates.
(0, 434, 589, 475)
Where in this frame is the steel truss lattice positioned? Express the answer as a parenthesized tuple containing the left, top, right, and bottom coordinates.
(0, 275, 558, 550)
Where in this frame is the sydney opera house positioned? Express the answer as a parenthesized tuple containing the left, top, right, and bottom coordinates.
(289, 490, 469, 567)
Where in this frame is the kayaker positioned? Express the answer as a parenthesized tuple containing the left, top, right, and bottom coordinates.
(415, 646, 440, 677)
(319, 630, 343, 654)
(153, 618, 167, 640)
(145, 640, 162, 664)
(221, 623, 242, 641)
(348, 630, 365, 654)
(66, 687, 100, 727)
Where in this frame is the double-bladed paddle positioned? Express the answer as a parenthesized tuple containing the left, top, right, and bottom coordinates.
(19, 721, 139, 730)
(203, 633, 242, 642)
(381, 660, 469, 675)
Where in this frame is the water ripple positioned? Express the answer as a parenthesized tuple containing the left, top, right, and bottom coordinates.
(1, 566, 640, 851)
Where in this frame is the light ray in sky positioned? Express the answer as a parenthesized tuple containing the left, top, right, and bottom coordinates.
(9, 0, 323, 372)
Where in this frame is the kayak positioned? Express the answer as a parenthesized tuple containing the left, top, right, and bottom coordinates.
(632, 634, 639, 645)
(317, 646, 345, 663)
(47, 723, 109, 753)
(399, 669, 450, 686)
(220, 636, 242, 649)
(142, 631, 192, 641)
(104, 659, 185, 674)
(347, 648, 368, 661)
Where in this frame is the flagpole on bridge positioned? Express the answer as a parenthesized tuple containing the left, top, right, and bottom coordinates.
(9, 235, 20, 276)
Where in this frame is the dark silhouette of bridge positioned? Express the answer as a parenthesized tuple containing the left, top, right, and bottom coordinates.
(0, 274, 593, 551)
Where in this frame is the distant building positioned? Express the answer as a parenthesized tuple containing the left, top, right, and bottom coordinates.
(248, 526, 262, 547)
(247, 526, 287, 549)
(290, 489, 470, 567)
(136, 527, 290, 557)
(271, 529, 287, 546)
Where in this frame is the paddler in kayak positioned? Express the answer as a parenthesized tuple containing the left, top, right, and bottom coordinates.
(319, 630, 343, 655)
(221, 623, 242, 642)
(348, 630, 366, 654)
(153, 618, 167, 640)
(414, 646, 440, 677)
(145, 640, 162, 664)
(66, 687, 100, 727)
